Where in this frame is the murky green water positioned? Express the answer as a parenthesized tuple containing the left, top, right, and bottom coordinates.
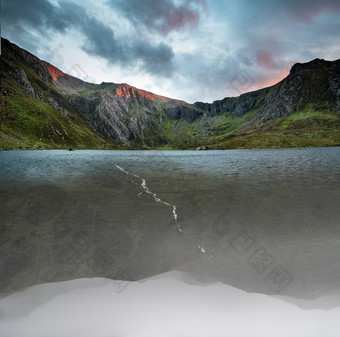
(1, 148, 340, 299)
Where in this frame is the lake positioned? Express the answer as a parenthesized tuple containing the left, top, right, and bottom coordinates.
(0, 147, 340, 303)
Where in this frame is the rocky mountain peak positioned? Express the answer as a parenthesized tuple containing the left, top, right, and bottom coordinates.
(42, 61, 71, 82)
(115, 83, 184, 103)
(1, 37, 339, 150)
(290, 58, 330, 76)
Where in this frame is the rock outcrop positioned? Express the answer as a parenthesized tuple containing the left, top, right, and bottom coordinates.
(252, 59, 340, 125)
(1, 37, 339, 148)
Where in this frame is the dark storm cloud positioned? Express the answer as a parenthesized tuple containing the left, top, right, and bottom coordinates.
(131, 41, 175, 75)
(110, 0, 206, 35)
(2, 0, 174, 76)
(2, 0, 339, 102)
(2, 0, 56, 28)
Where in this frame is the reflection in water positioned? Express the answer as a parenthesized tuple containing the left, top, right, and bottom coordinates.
(1, 271, 340, 337)
(0, 148, 340, 304)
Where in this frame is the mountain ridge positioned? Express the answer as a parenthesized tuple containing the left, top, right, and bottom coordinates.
(1, 38, 339, 150)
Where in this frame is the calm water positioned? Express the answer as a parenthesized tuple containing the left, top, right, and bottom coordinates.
(1, 148, 340, 300)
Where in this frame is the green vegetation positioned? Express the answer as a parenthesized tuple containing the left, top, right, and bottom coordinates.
(278, 106, 338, 130)
(0, 59, 119, 150)
(2, 68, 339, 150)
(146, 107, 261, 149)
(1, 45, 339, 151)
(209, 111, 340, 149)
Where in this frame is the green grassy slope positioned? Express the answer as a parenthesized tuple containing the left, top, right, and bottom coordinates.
(1, 46, 339, 150)
(208, 108, 340, 149)
(0, 59, 120, 150)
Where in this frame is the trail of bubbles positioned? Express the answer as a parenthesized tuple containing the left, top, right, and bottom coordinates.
(115, 165, 212, 256)
(115, 165, 129, 175)
(115, 165, 183, 233)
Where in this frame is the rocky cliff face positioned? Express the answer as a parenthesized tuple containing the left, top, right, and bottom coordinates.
(194, 89, 267, 117)
(1, 37, 339, 149)
(3, 39, 205, 144)
(1, 39, 53, 85)
(252, 59, 340, 125)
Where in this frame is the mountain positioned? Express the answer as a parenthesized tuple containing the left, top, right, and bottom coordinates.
(1, 38, 339, 150)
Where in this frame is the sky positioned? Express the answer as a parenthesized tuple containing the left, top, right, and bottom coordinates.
(2, 0, 340, 103)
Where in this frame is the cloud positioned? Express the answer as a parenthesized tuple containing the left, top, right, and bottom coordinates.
(2, 0, 340, 102)
(215, 0, 340, 26)
(201, 0, 340, 100)
(266, 0, 340, 24)
(257, 50, 274, 68)
(2, 0, 55, 28)
(2, 0, 175, 76)
(110, 0, 206, 35)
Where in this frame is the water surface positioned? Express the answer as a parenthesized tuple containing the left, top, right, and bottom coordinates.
(1, 148, 339, 301)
